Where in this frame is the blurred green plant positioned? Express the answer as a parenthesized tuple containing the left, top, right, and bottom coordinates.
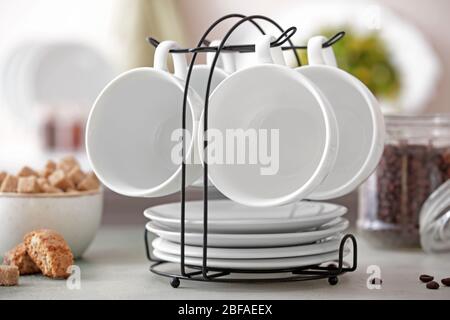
(297, 28, 400, 100)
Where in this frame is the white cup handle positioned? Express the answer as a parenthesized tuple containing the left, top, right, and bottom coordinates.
(271, 41, 286, 66)
(154, 40, 188, 79)
(206, 40, 236, 74)
(307, 36, 337, 67)
(255, 35, 286, 65)
(255, 35, 275, 64)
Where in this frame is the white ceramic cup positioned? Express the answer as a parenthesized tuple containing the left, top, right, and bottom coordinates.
(189, 42, 233, 101)
(199, 35, 339, 207)
(189, 40, 236, 189)
(296, 36, 385, 200)
(86, 41, 202, 197)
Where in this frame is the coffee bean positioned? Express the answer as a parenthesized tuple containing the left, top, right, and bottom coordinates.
(360, 143, 450, 246)
(426, 281, 439, 290)
(441, 278, 450, 286)
(419, 274, 434, 283)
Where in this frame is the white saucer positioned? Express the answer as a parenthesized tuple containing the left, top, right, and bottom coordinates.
(146, 218, 349, 248)
(152, 248, 349, 270)
(152, 237, 341, 259)
(144, 200, 347, 233)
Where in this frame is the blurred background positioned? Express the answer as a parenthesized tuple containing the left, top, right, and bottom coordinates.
(0, 0, 448, 226)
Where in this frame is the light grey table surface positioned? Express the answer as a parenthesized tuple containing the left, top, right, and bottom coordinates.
(1, 225, 450, 300)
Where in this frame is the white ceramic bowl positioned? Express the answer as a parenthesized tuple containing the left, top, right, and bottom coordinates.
(0, 190, 103, 259)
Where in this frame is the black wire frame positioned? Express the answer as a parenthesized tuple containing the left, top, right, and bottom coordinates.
(145, 231, 357, 288)
(182, 14, 302, 280)
(145, 13, 356, 288)
(147, 30, 345, 54)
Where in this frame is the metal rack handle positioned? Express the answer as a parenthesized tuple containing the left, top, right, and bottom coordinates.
(147, 31, 345, 54)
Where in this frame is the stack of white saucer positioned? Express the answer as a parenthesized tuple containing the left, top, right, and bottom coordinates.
(145, 200, 349, 270)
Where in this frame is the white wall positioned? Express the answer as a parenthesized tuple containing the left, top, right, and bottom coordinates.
(0, 0, 123, 64)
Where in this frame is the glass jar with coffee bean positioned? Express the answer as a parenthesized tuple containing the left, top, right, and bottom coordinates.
(358, 114, 450, 247)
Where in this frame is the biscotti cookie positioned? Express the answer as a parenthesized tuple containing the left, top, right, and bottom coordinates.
(3, 243, 40, 275)
(24, 230, 74, 279)
(0, 265, 19, 286)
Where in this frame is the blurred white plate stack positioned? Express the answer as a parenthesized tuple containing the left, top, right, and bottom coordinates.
(0, 41, 115, 164)
(1, 42, 114, 119)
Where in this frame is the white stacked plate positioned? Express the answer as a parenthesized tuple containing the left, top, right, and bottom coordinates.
(145, 200, 349, 270)
(1, 42, 115, 119)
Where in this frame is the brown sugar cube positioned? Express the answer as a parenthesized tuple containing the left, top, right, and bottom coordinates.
(42, 184, 63, 194)
(0, 171, 6, 185)
(24, 229, 73, 279)
(0, 175, 18, 193)
(3, 243, 40, 275)
(35, 177, 59, 193)
(57, 156, 79, 173)
(40, 160, 57, 178)
(0, 265, 19, 286)
(67, 166, 86, 186)
(17, 166, 38, 177)
(36, 177, 47, 188)
(36, 178, 47, 192)
(77, 172, 100, 191)
(17, 176, 40, 193)
(45, 160, 57, 171)
(48, 169, 74, 191)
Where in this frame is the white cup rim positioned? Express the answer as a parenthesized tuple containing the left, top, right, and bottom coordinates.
(191, 63, 230, 74)
(297, 65, 385, 200)
(198, 63, 338, 207)
(189, 64, 230, 101)
(86, 67, 199, 197)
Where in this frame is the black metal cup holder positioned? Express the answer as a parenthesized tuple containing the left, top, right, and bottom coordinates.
(144, 13, 357, 288)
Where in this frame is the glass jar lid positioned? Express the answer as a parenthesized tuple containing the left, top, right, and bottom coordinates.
(385, 114, 450, 142)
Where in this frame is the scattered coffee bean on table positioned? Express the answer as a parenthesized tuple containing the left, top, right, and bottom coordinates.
(426, 281, 440, 290)
(441, 278, 450, 286)
(419, 274, 434, 283)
